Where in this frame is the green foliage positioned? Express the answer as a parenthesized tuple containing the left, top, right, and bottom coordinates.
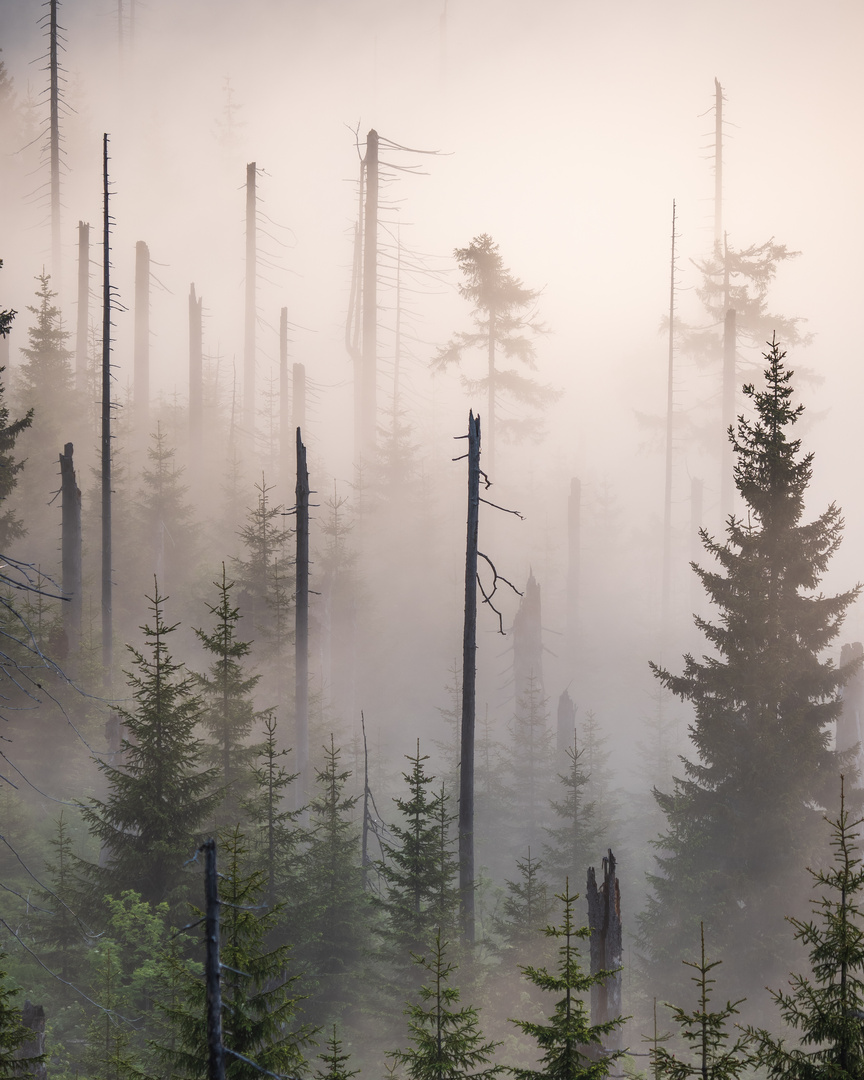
(31, 812, 86, 981)
(389, 931, 502, 1080)
(510, 884, 626, 1080)
(80, 585, 220, 914)
(433, 234, 556, 454)
(491, 850, 553, 957)
(376, 746, 460, 984)
(155, 826, 315, 1079)
(652, 926, 755, 1080)
(232, 475, 293, 649)
(194, 564, 265, 825)
(752, 778, 864, 1078)
(315, 1026, 360, 1080)
(0, 943, 40, 1078)
(16, 272, 74, 433)
(543, 734, 599, 889)
(296, 736, 371, 1024)
(505, 676, 554, 861)
(643, 339, 862, 989)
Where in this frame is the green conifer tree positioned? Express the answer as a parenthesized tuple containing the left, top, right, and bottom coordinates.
(315, 1026, 360, 1080)
(295, 736, 370, 1025)
(376, 746, 460, 988)
(80, 585, 220, 914)
(751, 778, 864, 1078)
(0, 265, 31, 549)
(0, 944, 40, 1079)
(32, 811, 85, 981)
(643, 338, 862, 993)
(504, 675, 555, 862)
(389, 930, 503, 1080)
(652, 926, 755, 1080)
(543, 734, 599, 890)
(510, 883, 626, 1080)
(194, 564, 266, 826)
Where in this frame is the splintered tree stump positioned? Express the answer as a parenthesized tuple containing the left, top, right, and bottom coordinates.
(587, 848, 622, 1046)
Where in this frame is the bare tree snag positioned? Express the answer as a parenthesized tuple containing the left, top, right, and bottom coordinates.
(293, 362, 306, 435)
(513, 569, 543, 702)
(75, 222, 89, 394)
(720, 307, 736, 521)
(189, 283, 203, 449)
(101, 134, 113, 678)
(361, 129, 378, 461)
(48, 0, 61, 287)
(714, 78, 724, 248)
(134, 240, 150, 431)
(60, 443, 81, 662)
(587, 849, 623, 1045)
(557, 688, 575, 757)
(202, 838, 225, 1080)
(459, 410, 480, 945)
(567, 476, 580, 660)
(244, 162, 257, 438)
(662, 201, 677, 635)
(279, 307, 289, 492)
(295, 427, 310, 807)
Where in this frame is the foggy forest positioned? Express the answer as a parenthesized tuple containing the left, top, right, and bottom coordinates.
(1, 0, 864, 1076)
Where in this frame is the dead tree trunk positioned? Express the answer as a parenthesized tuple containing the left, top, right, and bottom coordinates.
(557, 688, 575, 757)
(75, 222, 90, 394)
(14, 1000, 46, 1080)
(567, 476, 581, 660)
(293, 363, 306, 434)
(49, 0, 61, 287)
(714, 78, 724, 250)
(133, 240, 150, 433)
(720, 307, 736, 522)
(662, 200, 677, 635)
(587, 849, 623, 1046)
(202, 838, 225, 1080)
(512, 569, 543, 703)
(295, 427, 310, 808)
(361, 129, 378, 462)
(60, 443, 81, 663)
(244, 162, 257, 439)
(189, 283, 203, 450)
(279, 307, 290, 493)
(690, 476, 703, 614)
(101, 134, 113, 678)
(459, 410, 480, 945)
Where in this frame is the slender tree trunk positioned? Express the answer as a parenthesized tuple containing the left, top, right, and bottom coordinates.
(279, 307, 290, 493)
(60, 443, 82, 664)
(101, 134, 112, 678)
(486, 310, 496, 473)
(567, 476, 581, 661)
(75, 222, 90, 394)
(202, 839, 225, 1080)
(662, 201, 677, 637)
(49, 0, 61, 287)
(361, 129, 378, 461)
(244, 162, 257, 438)
(587, 849, 623, 1046)
(295, 428, 310, 808)
(134, 240, 150, 433)
(720, 307, 736, 521)
(459, 411, 480, 945)
(189, 283, 203, 449)
(292, 363, 306, 435)
(714, 79, 723, 251)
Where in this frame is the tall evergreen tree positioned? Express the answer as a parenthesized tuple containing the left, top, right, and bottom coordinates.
(543, 735, 599, 890)
(752, 778, 864, 1078)
(80, 585, 220, 914)
(376, 746, 460, 987)
(194, 564, 265, 826)
(642, 338, 862, 995)
(232, 475, 293, 648)
(432, 234, 556, 466)
(504, 675, 555, 863)
(389, 931, 503, 1080)
(510, 883, 626, 1080)
(295, 736, 370, 1025)
(0, 943, 41, 1079)
(16, 272, 74, 436)
(0, 263, 31, 551)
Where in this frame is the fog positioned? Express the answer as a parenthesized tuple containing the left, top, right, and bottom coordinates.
(1, 0, 863, 1066)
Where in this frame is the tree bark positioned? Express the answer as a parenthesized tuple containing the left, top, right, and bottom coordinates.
(459, 411, 480, 944)
(101, 135, 113, 678)
(295, 427, 310, 808)
(60, 443, 82, 664)
(203, 839, 225, 1080)
(586, 849, 622, 1045)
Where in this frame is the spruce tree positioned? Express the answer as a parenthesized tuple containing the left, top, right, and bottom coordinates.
(0, 944, 40, 1078)
(0, 265, 31, 549)
(194, 564, 265, 825)
(504, 675, 555, 862)
(389, 930, 503, 1080)
(295, 736, 370, 1025)
(155, 826, 315, 1079)
(543, 734, 599, 890)
(32, 811, 85, 981)
(376, 746, 460, 987)
(80, 585, 220, 914)
(314, 1026, 360, 1080)
(510, 883, 626, 1080)
(643, 338, 862, 993)
(652, 926, 755, 1080)
(752, 778, 864, 1078)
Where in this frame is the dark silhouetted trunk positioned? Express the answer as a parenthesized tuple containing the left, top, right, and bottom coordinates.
(101, 135, 112, 678)
(361, 129, 378, 461)
(587, 849, 623, 1045)
(459, 410, 480, 944)
(203, 839, 225, 1080)
(75, 222, 90, 393)
(720, 307, 736, 521)
(295, 428, 310, 807)
(60, 442, 82, 663)
(49, 0, 61, 285)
